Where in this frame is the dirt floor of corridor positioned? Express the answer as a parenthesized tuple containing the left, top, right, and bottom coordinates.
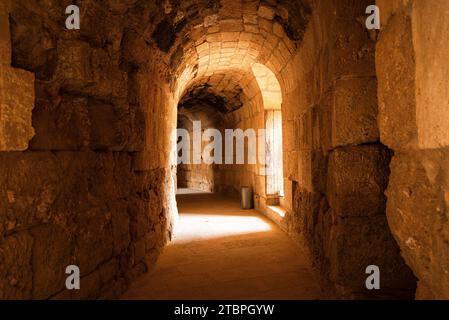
(122, 189, 322, 300)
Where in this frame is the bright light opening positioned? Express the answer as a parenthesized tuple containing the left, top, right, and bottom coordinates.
(174, 213, 272, 244)
(252, 63, 284, 198)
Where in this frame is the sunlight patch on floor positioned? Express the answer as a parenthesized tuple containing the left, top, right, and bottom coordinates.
(173, 213, 272, 244)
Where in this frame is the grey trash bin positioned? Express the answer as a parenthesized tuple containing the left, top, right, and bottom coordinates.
(241, 186, 253, 209)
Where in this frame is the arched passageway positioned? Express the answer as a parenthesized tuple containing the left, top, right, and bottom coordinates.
(1, 0, 448, 300)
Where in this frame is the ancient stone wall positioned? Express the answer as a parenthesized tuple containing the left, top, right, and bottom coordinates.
(0, 0, 34, 151)
(376, 0, 449, 299)
(176, 108, 222, 192)
(277, 0, 416, 298)
(215, 78, 265, 199)
(0, 0, 174, 299)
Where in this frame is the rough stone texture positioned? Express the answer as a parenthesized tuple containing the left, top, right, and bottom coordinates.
(0, 65, 35, 150)
(0, 152, 170, 299)
(413, 0, 449, 149)
(376, 7, 417, 151)
(386, 150, 449, 299)
(0, 6, 35, 151)
(0, 232, 33, 299)
(280, 0, 417, 299)
(377, 0, 449, 299)
(327, 146, 391, 218)
(0, 0, 174, 300)
(0, 0, 446, 301)
(328, 215, 416, 299)
(331, 78, 379, 148)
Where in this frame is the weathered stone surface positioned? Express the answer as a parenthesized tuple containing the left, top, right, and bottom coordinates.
(413, 0, 449, 149)
(0, 65, 35, 151)
(30, 93, 145, 151)
(329, 18, 376, 80)
(112, 203, 131, 255)
(386, 149, 449, 299)
(376, 10, 417, 151)
(0, 153, 69, 236)
(0, 0, 12, 65)
(328, 215, 416, 297)
(54, 41, 128, 101)
(30, 94, 90, 150)
(327, 145, 391, 218)
(331, 78, 379, 148)
(0, 232, 33, 299)
(31, 225, 73, 299)
(10, 6, 58, 80)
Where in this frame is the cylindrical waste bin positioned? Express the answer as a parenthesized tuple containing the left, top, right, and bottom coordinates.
(241, 186, 253, 209)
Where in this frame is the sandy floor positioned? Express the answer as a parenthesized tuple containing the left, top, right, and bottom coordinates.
(121, 189, 322, 300)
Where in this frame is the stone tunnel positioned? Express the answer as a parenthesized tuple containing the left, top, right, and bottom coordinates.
(0, 0, 448, 300)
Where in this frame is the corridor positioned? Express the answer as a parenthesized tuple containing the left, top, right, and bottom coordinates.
(122, 189, 321, 300)
(2, 0, 448, 300)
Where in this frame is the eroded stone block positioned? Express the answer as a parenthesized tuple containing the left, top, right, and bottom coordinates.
(327, 145, 391, 217)
(328, 215, 416, 295)
(376, 11, 417, 151)
(386, 149, 449, 299)
(0, 65, 35, 151)
(31, 225, 73, 299)
(330, 18, 376, 80)
(332, 78, 379, 148)
(0, 232, 33, 299)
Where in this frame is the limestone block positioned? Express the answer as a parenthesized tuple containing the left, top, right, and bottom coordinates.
(129, 200, 151, 241)
(318, 92, 332, 152)
(9, 6, 57, 80)
(55, 40, 93, 87)
(377, 0, 411, 26)
(0, 232, 33, 299)
(331, 78, 379, 148)
(31, 94, 143, 152)
(0, 65, 35, 151)
(219, 19, 244, 32)
(30, 94, 90, 150)
(87, 152, 134, 201)
(298, 149, 327, 193)
(31, 225, 73, 299)
(112, 202, 131, 255)
(327, 145, 391, 217)
(55, 41, 127, 101)
(0, 153, 64, 236)
(133, 237, 147, 263)
(73, 205, 114, 276)
(376, 11, 417, 151)
(328, 215, 416, 294)
(258, 4, 275, 20)
(284, 150, 298, 182)
(329, 18, 376, 80)
(0, 0, 12, 65)
(98, 258, 120, 287)
(386, 149, 449, 299)
(298, 108, 313, 151)
(89, 101, 126, 151)
(413, 0, 449, 149)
